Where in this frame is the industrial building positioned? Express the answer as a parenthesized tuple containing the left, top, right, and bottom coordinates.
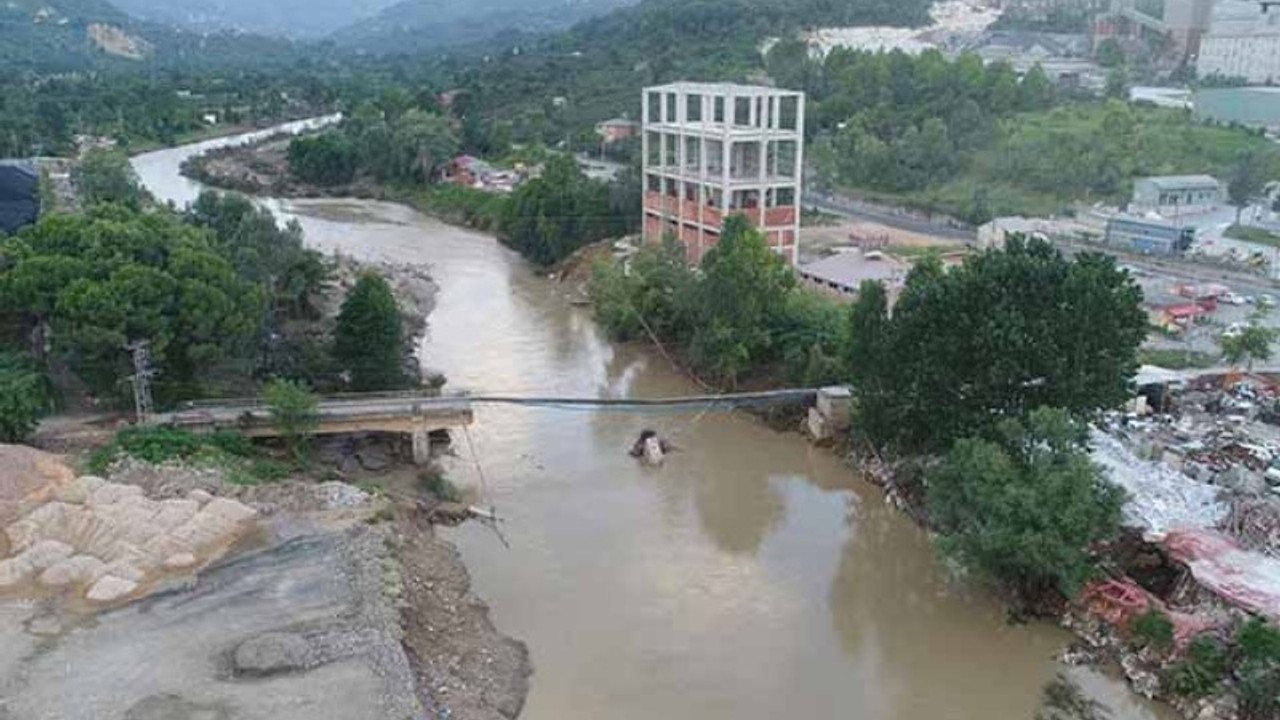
(1105, 215, 1195, 255)
(641, 82, 804, 266)
(1197, 0, 1280, 83)
(1131, 175, 1224, 215)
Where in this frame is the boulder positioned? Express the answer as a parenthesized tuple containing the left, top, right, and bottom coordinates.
(39, 555, 107, 587)
(86, 574, 138, 603)
(0, 558, 34, 589)
(356, 445, 392, 472)
(233, 632, 314, 676)
(20, 539, 75, 570)
(186, 489, 214, 506)
(162, 553, 197, 570)
(0, 445, 75, 525)
(89, 483, 144, 507)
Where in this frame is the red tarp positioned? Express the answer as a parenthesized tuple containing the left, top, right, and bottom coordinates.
(1080, 578, 1217, 648)
(1162, 530, 1280, 621)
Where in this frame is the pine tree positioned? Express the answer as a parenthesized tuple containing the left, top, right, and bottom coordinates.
(333, 273, 408, 392)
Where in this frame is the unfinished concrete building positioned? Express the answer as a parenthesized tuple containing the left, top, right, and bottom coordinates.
(642, 83, 805, 266)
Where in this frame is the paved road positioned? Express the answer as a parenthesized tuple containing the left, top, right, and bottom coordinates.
(803, 193, 977, 242)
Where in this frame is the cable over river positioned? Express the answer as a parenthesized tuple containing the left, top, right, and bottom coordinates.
(133, 124, 1175, 720)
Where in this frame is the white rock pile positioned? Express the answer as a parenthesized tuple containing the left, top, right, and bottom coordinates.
(0, 475, 258, 603)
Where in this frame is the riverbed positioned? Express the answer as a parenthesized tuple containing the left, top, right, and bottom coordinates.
(133, 127, 1174, 720)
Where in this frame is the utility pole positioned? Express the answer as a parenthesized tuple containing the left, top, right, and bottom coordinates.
(125, 340, 156, 424)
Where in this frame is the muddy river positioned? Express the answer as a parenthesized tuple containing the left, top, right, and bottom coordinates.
(133, 127, 1172, 720)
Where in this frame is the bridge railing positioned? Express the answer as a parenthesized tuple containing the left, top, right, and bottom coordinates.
(178, 387, 454, 411)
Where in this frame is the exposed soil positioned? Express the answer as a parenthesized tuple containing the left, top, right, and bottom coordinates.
(0, 448, 532, 720)
(182, 134, 382, 200)
(397, 515, 532, 720)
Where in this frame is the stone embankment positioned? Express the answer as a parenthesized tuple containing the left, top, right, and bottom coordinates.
(0, 445, 531, 720)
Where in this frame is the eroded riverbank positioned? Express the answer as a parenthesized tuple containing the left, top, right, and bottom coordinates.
(126, 125, 1179, 720)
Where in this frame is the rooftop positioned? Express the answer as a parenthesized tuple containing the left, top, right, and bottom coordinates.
(1139, 174, 1222, 190)
(646, 82, 803, 97)
(798, 250, 908, 289)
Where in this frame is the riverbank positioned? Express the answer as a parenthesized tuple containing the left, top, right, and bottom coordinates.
(182, 132, 506, 236)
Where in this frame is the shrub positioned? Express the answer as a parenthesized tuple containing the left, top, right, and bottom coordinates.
(1131, 609, 1175, 652)
(262, 378, 319, 461)
(1235, 619, 1280, 720)
(926, 408, 1126, 599)
(419, 469, 462, 503)
(1170, 635, 1228, 698)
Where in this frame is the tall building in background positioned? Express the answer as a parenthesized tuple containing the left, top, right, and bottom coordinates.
(641, 83, 805, 266)
(1197, 1, 1280, 83)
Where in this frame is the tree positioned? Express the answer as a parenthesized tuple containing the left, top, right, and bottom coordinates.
(262, 378, 318, 461)
(0, 206, 264, 402)
(333, 272, 409, 392)
(1229, 151, 1270, 224)
(1219, 323, 1277, 370)
(687, 215, 796, 385)
(856, 237, 1147, 453)
(500, 155, 617, 265)
(72, 149, 142, 208)
(287, 132, 358, 186)
(927, 407, 1126, 600)
(0, 349, 49, 443)
(1095, 38, 1125, 68)
(846, 280, 894, 442)
(1104, 66, 1130, 100)
(393, 109, 460, 182)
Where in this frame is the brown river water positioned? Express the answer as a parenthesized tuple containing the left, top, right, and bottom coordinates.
(133, 125, 1174, 720)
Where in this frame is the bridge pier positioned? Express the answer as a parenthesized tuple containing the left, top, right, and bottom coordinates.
(412, 423, 432, 466)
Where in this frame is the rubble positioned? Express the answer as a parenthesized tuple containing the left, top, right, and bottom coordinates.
(0, 449, 259, 604)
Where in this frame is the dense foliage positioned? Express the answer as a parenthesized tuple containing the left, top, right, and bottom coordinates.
(72, 149, 144, 208)
(333, 273, 410, 392)
(849, 237, 1147, 453)
(591, 218, 846, 387)
(798, 49, 1280, 219)
(0, 348, 50, 442)
(0, 205, 264, 402)
(927, 408, 1126, 599)
(500, 155, 629, 266)
(287, 133, 358, 187)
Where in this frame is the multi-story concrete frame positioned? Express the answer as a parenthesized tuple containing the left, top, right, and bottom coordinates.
(642, 83, 805, 266)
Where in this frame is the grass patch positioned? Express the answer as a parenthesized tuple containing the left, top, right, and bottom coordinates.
(1224, 224, 1280, 249)
(419, 468, 463, 503)
(1131, 609, 1175, 652)
(1137, 348, 1220, 370)
(1170, 635, 1228, 698)
(88, 426, 290, 485)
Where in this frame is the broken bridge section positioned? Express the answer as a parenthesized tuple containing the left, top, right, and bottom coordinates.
(152, 392, 475, 465)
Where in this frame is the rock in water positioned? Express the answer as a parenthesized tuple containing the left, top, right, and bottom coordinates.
(643, 436, 665, 466)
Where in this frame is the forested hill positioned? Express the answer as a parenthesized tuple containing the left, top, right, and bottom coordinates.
(332, 0, 637, 54)
(0, 0, 301, 73)
(107, 0, 401, 40)
(447, 0, 933, 145)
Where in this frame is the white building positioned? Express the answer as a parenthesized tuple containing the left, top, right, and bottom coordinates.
(642, 82, 805, 266)
(1132, 175, 1224, 215)
(1197, 1, 1280, 83)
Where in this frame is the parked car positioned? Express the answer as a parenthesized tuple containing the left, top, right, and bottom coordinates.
(1222, 292, 1247, 306)
(1223, 322, 1247, 339)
